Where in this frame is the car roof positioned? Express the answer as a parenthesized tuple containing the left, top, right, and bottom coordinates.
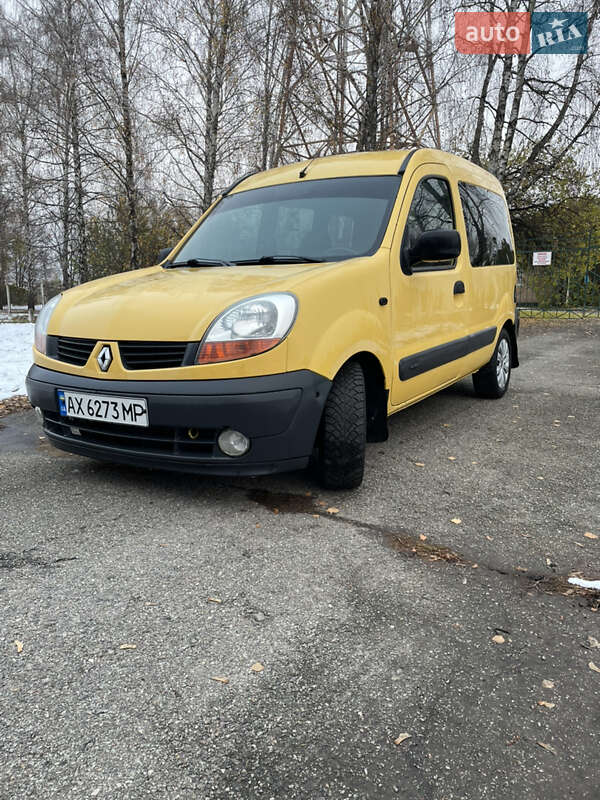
(230, 148, 505, 197)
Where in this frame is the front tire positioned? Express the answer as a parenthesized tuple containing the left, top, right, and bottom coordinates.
(473, 329, 511, 399)
(316, 361, 366, 490)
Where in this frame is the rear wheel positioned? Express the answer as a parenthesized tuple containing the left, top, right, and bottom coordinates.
(316, 361, 366, 490)
(472, 330, 511, 399)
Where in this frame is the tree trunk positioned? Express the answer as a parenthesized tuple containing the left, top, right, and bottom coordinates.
(117, 0, 139, 270)
(357, 0, 383, 152)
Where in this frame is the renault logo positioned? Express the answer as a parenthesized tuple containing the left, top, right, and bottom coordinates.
(97, 344, 113, 372)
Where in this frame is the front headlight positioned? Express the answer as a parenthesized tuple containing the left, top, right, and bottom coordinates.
(34, 294, 62, 354)
(196, 293, 297, 364)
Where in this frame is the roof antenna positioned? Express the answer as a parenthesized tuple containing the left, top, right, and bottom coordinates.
(299, 157, 316, 178)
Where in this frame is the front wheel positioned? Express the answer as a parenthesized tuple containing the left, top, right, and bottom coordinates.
(472, 330, 511, 399)
(316, 361, 366, 490)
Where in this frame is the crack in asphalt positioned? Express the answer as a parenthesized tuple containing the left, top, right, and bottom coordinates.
(0, 550, 78, 570)
(247, 489, 600, 607)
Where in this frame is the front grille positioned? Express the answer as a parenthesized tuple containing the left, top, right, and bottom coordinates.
(56, 337, 96, 366)
(44, 411, 217, 457)
(50, 337, 196, 370)
(119, 341, 190, 370)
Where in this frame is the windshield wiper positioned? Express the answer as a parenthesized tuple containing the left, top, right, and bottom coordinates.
(233, 254, 323, 265)
(167, 257, 233, 268)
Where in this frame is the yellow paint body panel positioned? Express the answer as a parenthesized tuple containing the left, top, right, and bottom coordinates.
(35, 148, 517, 415)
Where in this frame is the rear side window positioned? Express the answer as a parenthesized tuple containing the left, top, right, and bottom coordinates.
(458, 183, 514, 266)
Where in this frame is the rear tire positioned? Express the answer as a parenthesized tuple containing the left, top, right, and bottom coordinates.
(316, 361, 366, 490)
(473, 329, 511, 399)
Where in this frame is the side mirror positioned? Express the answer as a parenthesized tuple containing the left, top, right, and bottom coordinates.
(404, 229, 461, 274)
(157, 247, 172, 263)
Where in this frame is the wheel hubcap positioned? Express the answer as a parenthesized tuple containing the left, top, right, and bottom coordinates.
(496, 338, 510, 389)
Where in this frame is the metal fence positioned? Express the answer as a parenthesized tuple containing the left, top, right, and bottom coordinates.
(516, 235, 600, 318)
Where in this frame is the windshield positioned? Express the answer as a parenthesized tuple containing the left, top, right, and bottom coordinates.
(172, 176, 401, 265)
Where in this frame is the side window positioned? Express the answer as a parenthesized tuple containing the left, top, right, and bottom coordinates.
(401, 177, 455, 273)
(459, 182, 515, 266)
(403, 177, 454, 252)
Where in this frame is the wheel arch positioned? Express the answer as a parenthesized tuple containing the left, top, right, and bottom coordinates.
(343, 351, 389, 443)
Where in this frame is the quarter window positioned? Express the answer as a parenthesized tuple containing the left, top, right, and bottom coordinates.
(459, 182, 515, 266)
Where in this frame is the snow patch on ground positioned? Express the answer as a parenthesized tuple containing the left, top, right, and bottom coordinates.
(568, 577, 600, 590)
(0, 323, 34, 399)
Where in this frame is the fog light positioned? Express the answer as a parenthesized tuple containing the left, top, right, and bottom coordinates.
(217, 429, 250, 457)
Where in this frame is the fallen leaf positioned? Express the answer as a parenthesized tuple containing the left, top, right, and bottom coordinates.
(486, 536, 493, 541)
(14, 640, 23, 654)
(537, 742, 557, 755)
(159, 543, 168, 547)
(442, 423, 450, 427)
(415, 462, 425, 467)
(545, 558, 552, 566)
(472, 563, 479, 569)
(327, 507, 340, 514)
(255, 523, 260, 528)
(584, 532, 598, 540)
(537, 701, 555, 709)
(575, 542, 584, 548)
(448, 456, 456, 461)
(312, 514, 320, 518)
(451, 518, 462, 525)
(394, 733, 411, 745)
(119, 644, 137, 650)
(542, 679, 555, 689)
(419, 534, 427, 541)
(589, 661, 600, 674)
(537, 476, 544, 481)
(251, 662, 264, 672)
(211, 676, 229, 684)
(588, 636, 600, 649)
(207, 597, 222, 604)
(491, 634, 505, 644)
(516, 566, 528, 572)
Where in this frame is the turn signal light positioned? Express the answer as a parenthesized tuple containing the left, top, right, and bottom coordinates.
(195, 338, 280, 364)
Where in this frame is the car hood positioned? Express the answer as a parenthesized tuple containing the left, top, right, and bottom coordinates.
(48, 264, 323, 341)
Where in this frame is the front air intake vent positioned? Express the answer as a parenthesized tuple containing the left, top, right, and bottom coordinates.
(118, 341, 191, 370)
(56, 336, 96, 366)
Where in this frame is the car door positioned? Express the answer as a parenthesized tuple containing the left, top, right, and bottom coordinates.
(389, 164, 471, 407)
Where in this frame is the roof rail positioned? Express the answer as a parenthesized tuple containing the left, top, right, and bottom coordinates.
(221, 170, 259, 196)
(397, 149, 419, 176)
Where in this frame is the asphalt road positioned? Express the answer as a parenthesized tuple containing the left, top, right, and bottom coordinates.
(1, 320, 599, 800)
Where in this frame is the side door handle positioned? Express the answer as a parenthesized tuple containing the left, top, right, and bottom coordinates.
(453, 281, 465, 295)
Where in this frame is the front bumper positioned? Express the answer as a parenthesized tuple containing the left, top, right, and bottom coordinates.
(26, 365, 331, 476)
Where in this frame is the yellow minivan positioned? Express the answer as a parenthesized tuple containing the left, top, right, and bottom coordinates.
(27, 148, 519, 489)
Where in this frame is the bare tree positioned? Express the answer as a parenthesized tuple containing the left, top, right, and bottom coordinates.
(85, 0, 146, 269)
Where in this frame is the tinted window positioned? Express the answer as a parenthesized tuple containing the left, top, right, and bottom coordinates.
(459, 182, 514, 266)
(174, 176, 401, 264)
(403, 177, 454, 252)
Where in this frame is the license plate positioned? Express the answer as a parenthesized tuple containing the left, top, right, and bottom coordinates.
(57, 390, 149, 427)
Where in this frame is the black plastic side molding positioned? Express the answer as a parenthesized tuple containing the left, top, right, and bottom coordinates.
(399, 327, 497, 380)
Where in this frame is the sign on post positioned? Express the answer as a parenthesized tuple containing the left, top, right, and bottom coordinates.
(532, 251, 552, 265)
